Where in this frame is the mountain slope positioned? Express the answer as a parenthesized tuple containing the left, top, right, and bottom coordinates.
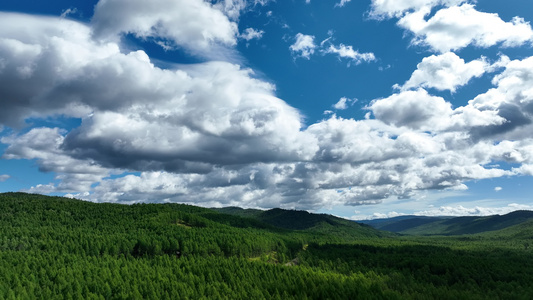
(360, 210, 533, 235)
(360, 216, 452, 233)
(476, 217, 533, 240)
(0, 192, 386, 245)
(212, 207, 389, 238)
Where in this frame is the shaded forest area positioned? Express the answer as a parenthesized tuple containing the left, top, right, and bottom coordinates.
(1, 192, 532, 299)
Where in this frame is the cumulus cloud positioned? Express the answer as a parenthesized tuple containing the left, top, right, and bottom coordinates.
(92, 0, 239, 56)
(371, 1, 533, 52)
(370, 89, 453, 130)
(397, 52, 489, 92)
(0, 174, 9, 182)
(0, 12, 118, 127)
(369, 0, 466, 18)
(333, 97, 357, 110)
(1, 127, 113, 192)
(370, 88, 507, 132)
(469, 56, 533, 140)
(515, 164, 533, 176)
(214, 0, 248, 21)
(398, 4, 533, 52)
(0, 12, 314, 172)
(240, 28, 264, 41)
(305, 117, 512, 197)
(289, 33, 316, 59)
(1, 6, 533, 212)
(57, 60, 318, 172)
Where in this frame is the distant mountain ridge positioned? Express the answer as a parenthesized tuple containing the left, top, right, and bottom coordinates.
(359, 210, 533, 235)
(212, 206, 388, 238)
(360, 215, 453, 233)
(214, 207, 343, 230)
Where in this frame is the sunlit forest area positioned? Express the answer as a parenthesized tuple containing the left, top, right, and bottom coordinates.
(1, 192, 532, 299)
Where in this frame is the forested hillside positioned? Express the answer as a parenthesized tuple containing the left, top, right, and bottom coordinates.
(213, 206, 385, 238)
(1, 192, 533, 299)
(361, 211, 533, 235)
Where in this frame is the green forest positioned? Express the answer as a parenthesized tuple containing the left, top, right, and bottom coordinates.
(1, 192, 532, 299)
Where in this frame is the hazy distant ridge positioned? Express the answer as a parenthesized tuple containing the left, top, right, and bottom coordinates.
(359, 210, 533, 235)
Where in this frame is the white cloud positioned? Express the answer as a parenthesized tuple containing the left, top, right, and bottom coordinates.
(323, 44, 376, 66)
(2, 9, 533, 213)
(370, 88, 507, 132)
(333, 97, 357, 110)
(60, 8, 78, 18)
(515, 164, 533, 176)
(319, 36, 332, 47)
(1, 127, 113, 192)
(57, 59, 318, 170)
(494, 186, 502, 192)
(370, 0, 466, 18)
(54, 104, 520, 208)
(6, 111, 519, 209)
(369, 89, 453, 130)
(0, 13, 313, 161)
(352, 211, 405, 220)
(289, 33, 316, 59)
(468, 56, 533, 140)
(24, 184, 58, 195)
(306, 117, 402, 164)
(0, 174, 9, 182)
(398, 52, 489, 92)
(353, 203, 533, 220)
(214, 0, 247, 20)
(91, 0, 239, 56)
(292, 33, 376, 66)
(335, 0, 351, 8)
(398, 4, 533, 52)
(0, 12, 118, 127)
(413, 204, 533, 217)
(252, 0, 271, 6)
(7, 112, 514, 209)
(213, 0, 272, 21)
(240, 28, 264, 41)
(0, 12, 316, 178)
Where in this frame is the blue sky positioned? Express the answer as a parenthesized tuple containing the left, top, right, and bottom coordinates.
(1, 0, 533, 220)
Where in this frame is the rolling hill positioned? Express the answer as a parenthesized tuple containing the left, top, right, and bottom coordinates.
(359, 210, 533, 235)
(212, 206, 388, 239)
